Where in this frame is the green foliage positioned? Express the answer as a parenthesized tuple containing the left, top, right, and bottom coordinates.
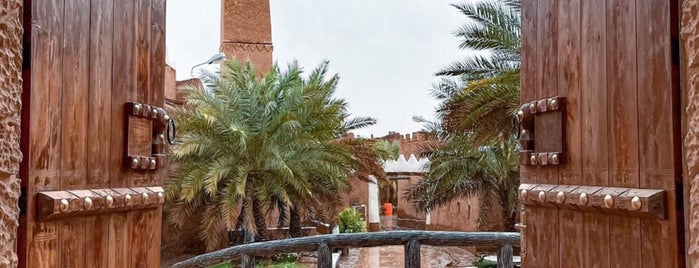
(473, 256, 498, 268)
(408, 0, 522, 231)
(166, 59, 377, 250)
(336, 208, 367, 233)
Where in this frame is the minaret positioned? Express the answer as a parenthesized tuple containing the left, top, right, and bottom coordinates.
(220, 0, 273, 75)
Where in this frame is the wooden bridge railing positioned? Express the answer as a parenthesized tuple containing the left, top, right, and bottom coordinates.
(171, 231, 521, 268)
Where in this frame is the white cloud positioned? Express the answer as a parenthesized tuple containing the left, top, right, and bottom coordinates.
(167, 0, 467, 137)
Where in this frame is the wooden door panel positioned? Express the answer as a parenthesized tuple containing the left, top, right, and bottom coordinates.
(520, 0, 682, 267)
(557, 0, 583, 266)
(606, 0, 642, 267)
(637, 1, 679, 266)
(519, 0, 537, 266)
(580, 1, 610, 266)
(20, 0, 167, 267)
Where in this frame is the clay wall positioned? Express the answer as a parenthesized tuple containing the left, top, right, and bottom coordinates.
(682, 0, 699, 265)
(220, 0, 273, 75)
(0, 0, 23, 266)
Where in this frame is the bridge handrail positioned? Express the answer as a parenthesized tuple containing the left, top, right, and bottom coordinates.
(171, 231, 521, 268)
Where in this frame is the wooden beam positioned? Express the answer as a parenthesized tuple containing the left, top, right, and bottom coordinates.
(171, 231, 520, 268)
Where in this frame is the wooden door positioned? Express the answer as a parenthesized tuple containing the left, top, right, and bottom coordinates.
(18, 0, 168, 267)
(519, 0, 683, 267)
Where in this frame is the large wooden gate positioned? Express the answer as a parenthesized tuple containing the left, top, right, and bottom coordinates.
(518, 0, 683, 267)
(18, 0, 167, 267)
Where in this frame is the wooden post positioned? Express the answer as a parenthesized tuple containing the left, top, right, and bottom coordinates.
(317, 243, 332, 268)
(497, 244, 513, 268)
(404, 239, 420, 268)
(241, 230, 255, 268)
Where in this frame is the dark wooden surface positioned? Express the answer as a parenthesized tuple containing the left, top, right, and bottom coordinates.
(404, 239, 420, 268)
(171, 231, 521, 268)
(520, 0, 683, 267)
(19, 0, 167, 267)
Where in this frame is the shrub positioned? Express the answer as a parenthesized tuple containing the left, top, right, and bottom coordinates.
(336, 208, 367, 233)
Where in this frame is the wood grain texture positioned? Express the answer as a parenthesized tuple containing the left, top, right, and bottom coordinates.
(108, 213, 130, 268)
(60, 0, 90, 191)
(134, 0, 151, 187)
(580, 1, 610, 267)
(85, 1, 114, 265)
(23, 0, 167, 267)
(26, 0, 64, 266)
(519, 0, 538, 266)
(87, 0, 113, 189)
(557, 1, 583, 267)
(110, 0, 136, 189)
(171, 231, 521, 268)
(535, 1, 560, 267)
(606, 0, 641, 267)
(150, 0, 167, 187)
(59, 2, 91, 263)
(28, 222, 58, 268)
(635, 1, 680, 267)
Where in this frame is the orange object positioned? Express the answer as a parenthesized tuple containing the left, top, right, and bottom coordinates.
(384, 203, 393, 216)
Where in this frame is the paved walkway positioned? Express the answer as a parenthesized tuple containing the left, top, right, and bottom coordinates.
(336, 245, 477, 268)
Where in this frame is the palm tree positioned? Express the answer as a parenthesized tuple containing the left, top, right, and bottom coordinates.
(405, 134, 520, 231)
(165, 59, 373, 251)
(407, 0, 522, 231)
(435, 0, 521, 144)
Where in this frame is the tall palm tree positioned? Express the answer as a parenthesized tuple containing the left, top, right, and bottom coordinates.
(407, 0, 522, 231)
(435, 0, 521, 144)
(165, 59, 373, 251)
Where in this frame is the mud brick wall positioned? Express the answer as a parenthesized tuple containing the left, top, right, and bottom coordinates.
(0, 0, 23, 266)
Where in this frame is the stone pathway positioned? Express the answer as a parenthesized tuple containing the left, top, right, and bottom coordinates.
(337, 245, 477, 268)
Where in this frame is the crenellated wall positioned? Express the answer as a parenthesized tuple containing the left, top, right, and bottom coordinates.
(0, 0, 23, 266)
(682, 0, 699, 266)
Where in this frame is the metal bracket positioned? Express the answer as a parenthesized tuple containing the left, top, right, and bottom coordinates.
(518, 97, 566, 166)
(125, 102, 171, 170)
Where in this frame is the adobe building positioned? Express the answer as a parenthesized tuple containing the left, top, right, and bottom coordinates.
(340, 132, 487, 232)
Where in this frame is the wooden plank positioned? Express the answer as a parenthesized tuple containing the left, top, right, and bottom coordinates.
(635, 1, 679, 267)
(87, 0, 113, 189)
(59, 1, 90, 266)
(110, 0, 136, 189)
(535, 0, 559, 267)
(108, 213, 131, 268)
(519, 0, 538, 266)
(28, 0, 64, 195)
(171, 231, 521, 268)
(150, 0, 167, 188)
(60, 0, 90, 190)
(148, 1, 167, 264)
(110, 1, 136, 267)
(133, 0, 151, 187)
(606, 0, 641, 267)
(85, 1, 114, 266)
(27, 222, 58, 268)
(146, 208, 163, 268)
(580, 2, 609, 267)
(85, 215, 109, 267)
(130, 211, 149, 267)
(557, 1, 582, 267)
(58, 218, 85, 268)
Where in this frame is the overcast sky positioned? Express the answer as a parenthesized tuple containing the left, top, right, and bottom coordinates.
(166, 1, 465, 137)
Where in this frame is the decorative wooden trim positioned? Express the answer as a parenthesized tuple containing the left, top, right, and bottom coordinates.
(35, 187, 165, 220)
(518, 97, 566, 166)
(125, 102, 172, 170)
(519, 183, 666, 219)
